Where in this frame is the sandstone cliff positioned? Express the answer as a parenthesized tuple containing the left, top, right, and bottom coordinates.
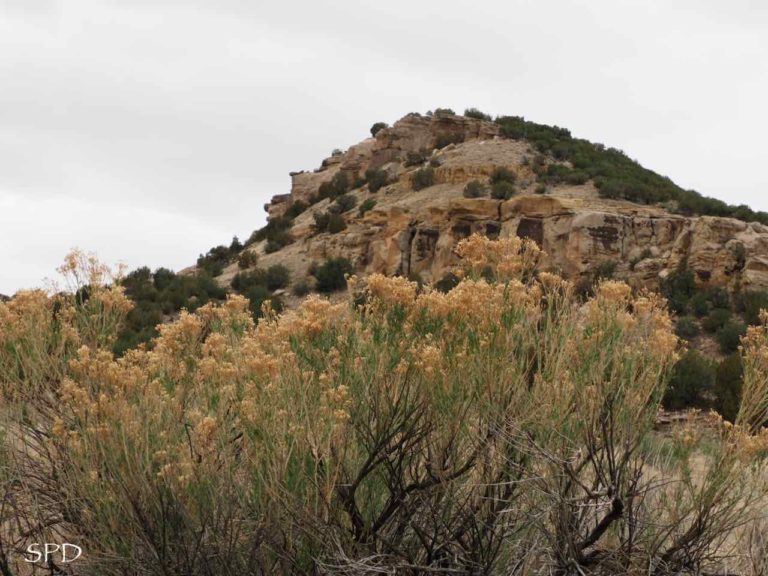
(231, 112, 768, 297)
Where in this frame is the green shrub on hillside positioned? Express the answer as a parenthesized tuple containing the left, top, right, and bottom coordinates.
(318, 172, 350, 201)
(495, 115, 768, 224)
(332, 193, 357, 213)
(292, 279, 312, 297)
(434, 272, 460, 293)
(114, 266, 227, 355)
(370, 122, 388, 137)
(490, 181, 516, 200)
(238, 250, 258, 269)
(660, 267, 697, 314)
(463, 180, 487, 198)
(435, 133, 464, 149)
(265, 265, 290, 291)
(312, 211, 347, 234)
(231, 269, 266, 294)
(463, 107, 492, 121)
(663, 349, 715, 410)
(490, 166, 516, 185)
(244, 285, 283, 319)
(743, 290, 768, 325)
(690, 291, 712, 317)
(313, 257, 353, 292)
(358, 198, 377, 217)
(411, 167, 435, 190)
(365, 169, 389, 192)
(702, 308, 732, 333)
(717, 319, 746, 354)
(675, 316, 700, 340)
(327, 213, 347, 233)
(714, 352, 744, 422)
(715, 353, 744, 422)
(197, 245, 232, 277)
(284, 200, 309, 219)
(246, 215, 294, 250)
(404, 151, 427, 167)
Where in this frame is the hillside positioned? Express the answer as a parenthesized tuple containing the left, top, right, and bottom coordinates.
(219, 110, 768, 298)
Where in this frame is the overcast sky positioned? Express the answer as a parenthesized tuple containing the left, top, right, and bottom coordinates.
(1, 0, 767, 294)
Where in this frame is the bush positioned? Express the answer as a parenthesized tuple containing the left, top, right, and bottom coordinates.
(490, 181, 516, 200)
(245, 285, 283, 320)
(312, 211, 330, 233)
(265, 265, 290, 291)
(365, 169, 388, 192)
(404, 151, 426, 167)
(246, 216, 294, 250)
(534, 184, 547, 194)
(318, 172, 349, 201)
(490, 166, 517, 185)
(292, 279, 312, 297)
(313, 257, 353, 292)
(434, 272, 460, 293)
(707, 287, 731, 310)
(663, 349, 715, 410)
(411, 167, 435, 191)
(4, 243, 766, 576)
(231, 269, 267, 294)
(717, 319, 746, 354)
(464, 107, 492, 121)
(743, 290, 768, 325)
(434, 107, 455, 116)
(115, 265, 228, 354)
(264, 239, 282, 254)
(153, 268, 176, 291)
(434, 133, 464, 149)
(370, 122, 388, 137)
(675, 316, 700, 340)
(690, 291, 711, 317)
(238, 250, 258, 269)
(715, 353, 743, 422)
(327, 213, 347, 234)
(197, 245, 232, 276)
(463, 180, 487, 198)
(594, 260, 617, 281)
(284, 200, 309, 219)
(313, 211, 346, 234)
(333, 193, 357, 213)
(660, 267, 697, 314)
(358, 198, 377, 217)
(702, 308, 732, 333)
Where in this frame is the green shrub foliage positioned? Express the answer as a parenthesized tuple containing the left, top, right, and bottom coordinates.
(370, 122, 388, 137)
(715, 353, 744, 422)
(463, 180, 487, 198)
(313, 257, 353, 293)
(663, 349, 715, 410)
(494, 115, 768, 224)
(411, 167, 435, 191)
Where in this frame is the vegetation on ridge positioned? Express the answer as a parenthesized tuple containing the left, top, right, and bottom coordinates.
(495, 115, 768, 224)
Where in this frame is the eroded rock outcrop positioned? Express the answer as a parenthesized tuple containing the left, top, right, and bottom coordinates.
(249, 112, 768, 297)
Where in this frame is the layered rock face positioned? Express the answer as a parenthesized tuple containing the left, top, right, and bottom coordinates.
(250, 113, 768, 295)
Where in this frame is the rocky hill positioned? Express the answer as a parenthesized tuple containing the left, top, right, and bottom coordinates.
(208, 110, 768, 301)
